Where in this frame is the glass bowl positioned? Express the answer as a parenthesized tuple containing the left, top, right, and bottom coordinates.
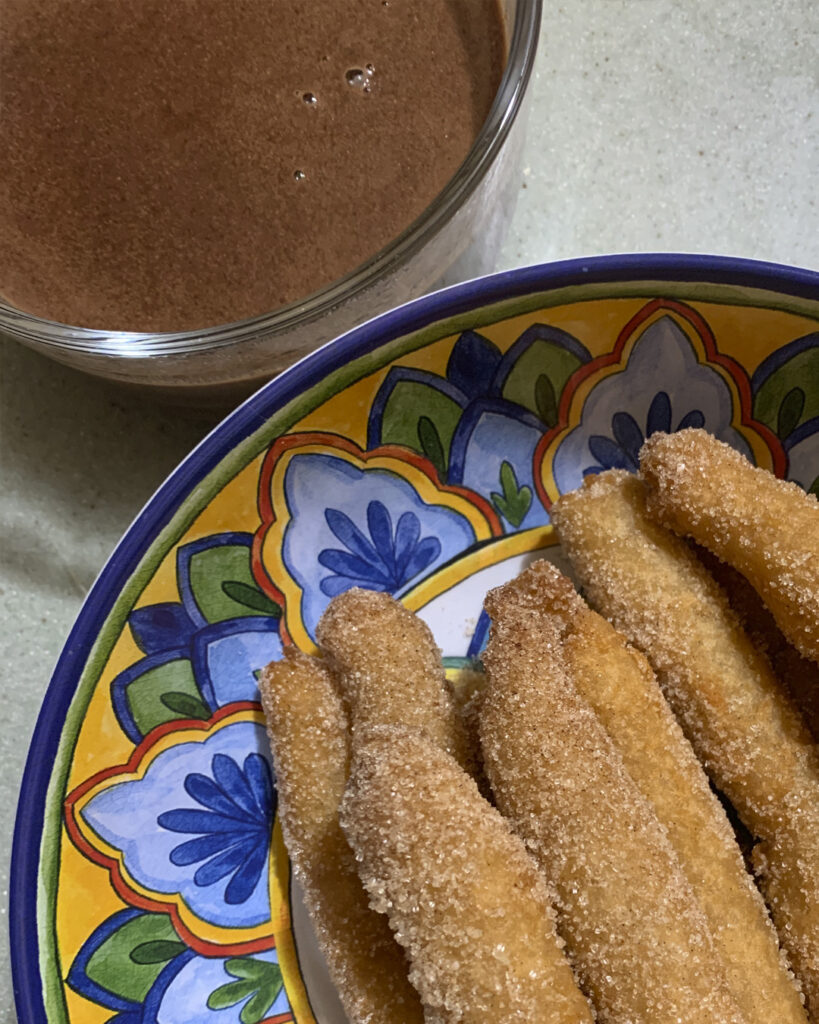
(0, 0, 542, 403)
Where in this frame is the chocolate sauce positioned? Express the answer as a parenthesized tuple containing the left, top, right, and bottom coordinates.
(1, 0, 505, 331)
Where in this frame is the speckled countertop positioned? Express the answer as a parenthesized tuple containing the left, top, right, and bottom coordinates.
(2, 2, 818, 1018)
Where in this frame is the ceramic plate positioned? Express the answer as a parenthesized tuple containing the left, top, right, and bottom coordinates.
(12, 255, 819, 1024)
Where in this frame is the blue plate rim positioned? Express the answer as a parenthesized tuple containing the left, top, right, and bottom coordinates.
(11, 252, 819, 1024)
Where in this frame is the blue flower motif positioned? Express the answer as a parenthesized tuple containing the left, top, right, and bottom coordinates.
(78, 718, 274, 929)
(157, 753, 274, 907)
(584, 392, 705, 474)
(318, 499, 441, 597)
(550, 315, 755, 496)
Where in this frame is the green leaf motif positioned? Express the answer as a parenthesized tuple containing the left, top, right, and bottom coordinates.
(241, 987, 278, 1024)
(188, 545, 266, 623)
(126, 658, 203, 737)
(490, 461, 532, 528)
(777, 387, 806, 439)
(535, 373, 558, 428)
(501, 339, 583, 418)
(753, 344, 819, 434)
(417, 415, 447, 478)
(378, 380, 462, 460)
(208, 979, 257, 1011)
(159, 691, 210, 720)
(809, 476, 819, 498)
(82, 912, 185, 1005)
(130, 939, 188, 965)
(221, 580, 282, 617)
(207, 959, 284, 1024)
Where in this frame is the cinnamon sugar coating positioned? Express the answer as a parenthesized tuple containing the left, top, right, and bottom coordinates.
(640, 428, 819, 663)
(498, 559, 806, 1024)
(341, 726, 594, 1024)
(552, 469, 819, 1018)
(480, 590, 746, 1024)
(259, 649, 424, 1023)
(317, 588, 473, 771)
(695, 542, 819, 742)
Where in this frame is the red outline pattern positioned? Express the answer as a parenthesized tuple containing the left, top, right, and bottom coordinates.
(251, 431, 503, 623)
(64, 703, 276, 957)
(533, 299, 787, 510)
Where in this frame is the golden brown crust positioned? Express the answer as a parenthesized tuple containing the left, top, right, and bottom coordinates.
(552, 469, 819, 1017)
(259, 649, 424, 1024)
(695, 542, 819, 742)
(340, 726, 594, 1024)
(317, 588, 473, 771)
(500, 559, 807, 1024)
(640, 428, 819, 663)
(479, 587, 745, 1024)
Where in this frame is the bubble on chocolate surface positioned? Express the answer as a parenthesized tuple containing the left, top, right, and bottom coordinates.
(345, 65, 375, 93)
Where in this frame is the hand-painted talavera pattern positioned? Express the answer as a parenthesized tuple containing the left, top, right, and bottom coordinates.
(21, 277, 819, 1024)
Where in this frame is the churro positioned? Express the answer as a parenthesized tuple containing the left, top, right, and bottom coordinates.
(498, 558, 807, 1024)
(640, 428, 819, 662)
(317, 588, 473, 770)
(552, 469, 819, 1017)
(258, 649, 424, 1024)
(695, 542, 819, 742)
(479, 587, 746, 1024)
(340, 725, 595, 1024)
